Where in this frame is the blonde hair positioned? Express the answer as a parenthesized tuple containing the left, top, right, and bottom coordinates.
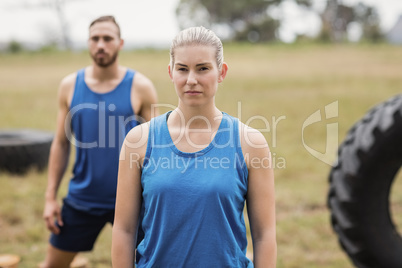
(170, 26, 224, 70)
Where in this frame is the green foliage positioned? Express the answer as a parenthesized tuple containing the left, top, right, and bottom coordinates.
(319, 1, 383, 43)
(7, 40, 24, 53)
(235, 17, 279, 42)
(176, 0, 312, 42)
(294, 0, 311, 6)
(197, 0, 277, 23)
(38, 43, 60, 53)
(354, 3, 383, 42)
(317, 27, 332, 43)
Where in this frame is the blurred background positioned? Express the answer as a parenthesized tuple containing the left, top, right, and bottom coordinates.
(1, 0, 402, 50)
(1, 0, 402, 267)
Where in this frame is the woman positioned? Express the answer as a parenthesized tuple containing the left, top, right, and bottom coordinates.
(112, 26, 276, 267)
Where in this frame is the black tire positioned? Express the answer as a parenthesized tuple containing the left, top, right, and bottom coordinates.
(0, 129, 53, 175)
(328, 94, 402, 268)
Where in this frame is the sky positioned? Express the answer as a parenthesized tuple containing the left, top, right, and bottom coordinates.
(0, 0, 181, 49)
(0, 0, 402, 49)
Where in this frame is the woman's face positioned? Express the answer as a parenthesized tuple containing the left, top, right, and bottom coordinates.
(169, 45, 227, 108)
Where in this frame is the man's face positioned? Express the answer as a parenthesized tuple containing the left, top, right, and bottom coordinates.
(88, 21, 123, 68)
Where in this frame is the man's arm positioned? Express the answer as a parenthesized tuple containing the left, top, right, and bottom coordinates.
(131, 72, 159, 123)
(43, 74, 75, 234)
(242, 124, 277, 268)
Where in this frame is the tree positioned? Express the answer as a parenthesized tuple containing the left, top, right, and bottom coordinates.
(176, 0, 312, 42)
(7, 40, 24, 53)
(319, 0, 354, 42)
(319, 0, 382, 43)
(353, 2, 383, 42)
(234, 17, 279, 42)
(53, 0, 71, 50)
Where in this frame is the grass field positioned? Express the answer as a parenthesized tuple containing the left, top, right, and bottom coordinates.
(0, 43, 402, 267)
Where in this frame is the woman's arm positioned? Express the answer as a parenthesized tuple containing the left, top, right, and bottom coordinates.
(112, 124, 149, 268)
(242, 124, 277, 268)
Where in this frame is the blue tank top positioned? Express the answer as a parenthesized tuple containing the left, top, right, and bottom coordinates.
(137, 112, 253, 267)
(66, 68, 139, 210)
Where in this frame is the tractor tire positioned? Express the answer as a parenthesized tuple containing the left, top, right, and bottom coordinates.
(328, 94, 402, 268)
(0, 129, 53, 174)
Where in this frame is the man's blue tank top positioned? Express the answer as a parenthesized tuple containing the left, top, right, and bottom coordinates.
(137, 112, 253, 267)
(66, 68, 139, 210)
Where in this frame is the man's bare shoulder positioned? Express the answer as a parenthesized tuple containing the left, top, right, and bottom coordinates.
(131, 71, 158, 118)
(58, 72, 77, 97)
(56, 71, 80, 108)
(60, 72, 77, 89)
(133, 72, 155, 93)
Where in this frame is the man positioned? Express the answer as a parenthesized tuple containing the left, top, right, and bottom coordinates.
(40, 15, 158, 268)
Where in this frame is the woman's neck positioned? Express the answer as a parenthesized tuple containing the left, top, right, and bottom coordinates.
(170, 104, 222, 130)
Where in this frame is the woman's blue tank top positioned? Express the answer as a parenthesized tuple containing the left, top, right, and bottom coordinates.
(66, 68, 139, 210)
(137, 111, 253, 267)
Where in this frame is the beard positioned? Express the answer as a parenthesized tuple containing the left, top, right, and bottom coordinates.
(91, 50, 119, 68)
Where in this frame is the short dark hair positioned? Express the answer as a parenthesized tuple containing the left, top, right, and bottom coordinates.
(89, 15, 121, 38)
